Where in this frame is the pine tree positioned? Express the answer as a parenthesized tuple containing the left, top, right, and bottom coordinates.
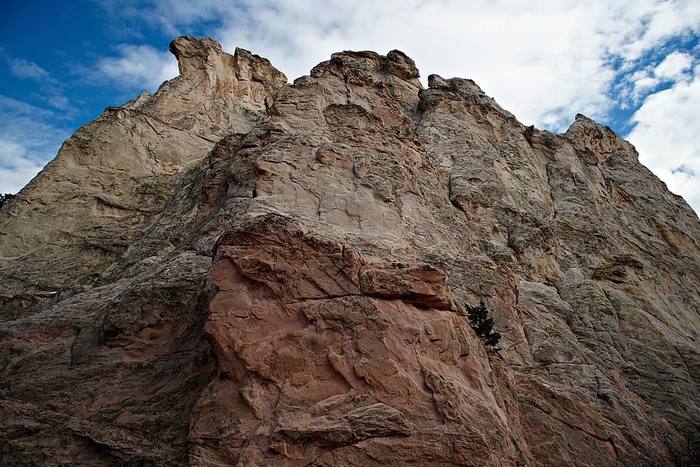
(467, 301, 501, 347)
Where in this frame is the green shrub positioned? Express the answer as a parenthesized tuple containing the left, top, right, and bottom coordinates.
(467, 301, 501, 347)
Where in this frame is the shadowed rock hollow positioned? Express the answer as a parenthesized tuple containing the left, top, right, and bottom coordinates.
(1, 36, 699, 466)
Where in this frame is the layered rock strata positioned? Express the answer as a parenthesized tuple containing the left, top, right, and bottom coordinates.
(1, 37, 699, 466)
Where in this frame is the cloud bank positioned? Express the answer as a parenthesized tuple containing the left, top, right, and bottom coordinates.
(628, 63, 700, 210)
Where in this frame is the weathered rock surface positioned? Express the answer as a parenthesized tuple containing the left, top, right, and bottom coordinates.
(0, 36, 286, 317)
(1, 37, 699, 466)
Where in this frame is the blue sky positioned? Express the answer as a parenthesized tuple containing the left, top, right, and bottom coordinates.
(1, 0, 699, 213)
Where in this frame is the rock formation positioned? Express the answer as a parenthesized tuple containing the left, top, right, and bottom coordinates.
(1, 36, 699, 466)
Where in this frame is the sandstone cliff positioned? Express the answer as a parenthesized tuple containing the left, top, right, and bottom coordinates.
(1, 37, 699, 466)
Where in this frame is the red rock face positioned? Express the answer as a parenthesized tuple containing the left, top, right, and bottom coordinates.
(192, 215, 517, 465)
(1, 37, 699, 466)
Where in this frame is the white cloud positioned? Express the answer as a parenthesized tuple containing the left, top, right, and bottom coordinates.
(629, 51, 694, 103)
(47, 94, 71, 110)
(614, 0, 700, 61)
(92, 44, 178, 91)
(0, 96, 70, 193)
(654, 51, 692, 81)
(9, 58, 51, 81)
(627, 64, 700, 213)
(5, 56, 71, 111)
(634, 76, 660, 94)
(0, 139, 48, 194)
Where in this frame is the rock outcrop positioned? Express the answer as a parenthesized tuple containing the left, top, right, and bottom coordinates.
(0, 36, 286, 317)
(1, 37, 699, 466)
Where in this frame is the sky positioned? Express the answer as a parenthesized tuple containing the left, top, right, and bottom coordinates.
(1, 0, 699, 214)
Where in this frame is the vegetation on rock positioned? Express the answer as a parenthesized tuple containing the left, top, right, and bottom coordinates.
(467, 301, 501, 347)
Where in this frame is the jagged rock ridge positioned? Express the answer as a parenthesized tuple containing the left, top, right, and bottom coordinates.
(1, 36, 699, 466)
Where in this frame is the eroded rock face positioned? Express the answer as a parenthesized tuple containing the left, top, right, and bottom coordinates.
(0, 36, 286, 318)
(0, 251, 216, 465)
(1, 37, 699, 466)
(192, 215, 514, 465)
